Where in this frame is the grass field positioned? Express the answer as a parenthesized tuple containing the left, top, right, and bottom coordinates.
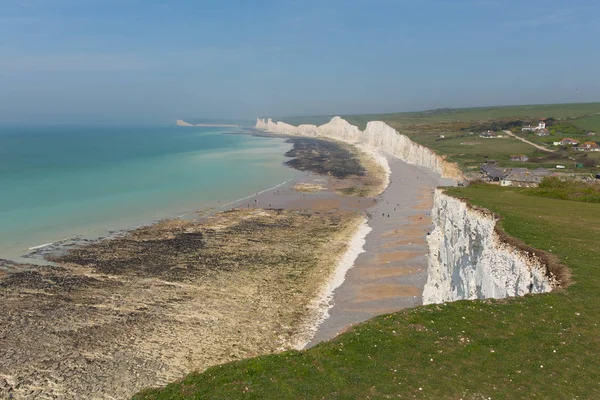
(134, 184, 600, 399)
(570, 115, 600, 132)
(275, 102, 600, 174)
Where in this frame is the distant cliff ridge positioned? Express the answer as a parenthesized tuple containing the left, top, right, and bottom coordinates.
(256, 116, 563, 305)
(255, 116, 464, 180)
(177, 119, 239, 127)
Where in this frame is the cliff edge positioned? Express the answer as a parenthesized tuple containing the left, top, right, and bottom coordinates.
(423, 189, 559, 304)
(256, 116, 464, 181)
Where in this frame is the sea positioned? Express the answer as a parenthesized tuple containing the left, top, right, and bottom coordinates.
(0, 124, 298, 263)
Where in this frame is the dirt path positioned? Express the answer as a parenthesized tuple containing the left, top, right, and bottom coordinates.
(503, 130, 555, 153)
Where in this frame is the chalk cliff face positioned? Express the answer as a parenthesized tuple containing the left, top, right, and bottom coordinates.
(422, 190, 557, 304)
(255, 117, 463, 180)
(176, 119, 195, 127)
(257, 116, 557, 304)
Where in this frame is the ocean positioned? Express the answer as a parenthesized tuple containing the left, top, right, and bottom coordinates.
(0, 124, 297, 263)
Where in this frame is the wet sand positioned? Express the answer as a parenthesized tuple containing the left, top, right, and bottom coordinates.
(0, 137, 382, 399)
(308, 157, 446, 346)
(0, 133, 452, 398)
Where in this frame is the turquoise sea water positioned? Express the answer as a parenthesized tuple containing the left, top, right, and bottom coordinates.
(0, 125, 297, 262)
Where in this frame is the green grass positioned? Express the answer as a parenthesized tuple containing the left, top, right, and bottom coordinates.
(570, 115, 600, 132)
(274, 103, 600, 172)
(523, 177, 600, 202)
(349, 103, 598, 131)
(134, 185, 600, 400)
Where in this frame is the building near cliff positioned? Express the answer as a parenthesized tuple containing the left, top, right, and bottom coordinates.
(522, 118, 547, 132)
(501, 172, 542, 187)
(479, 130, 498, 138)
(256, 116, 558, 306)
(482, 165, 549, 187)
(574, 141, 600, 152)
(554, 138, 580, 146)
(481, 165, 507, 182)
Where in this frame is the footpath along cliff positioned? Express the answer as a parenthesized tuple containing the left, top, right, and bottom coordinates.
(256, 117, 559, 303)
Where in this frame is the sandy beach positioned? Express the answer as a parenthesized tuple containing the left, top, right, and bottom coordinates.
(0, 131, 452, 398)
(308, 156, 443, 345)
(0, 136, 386, 399)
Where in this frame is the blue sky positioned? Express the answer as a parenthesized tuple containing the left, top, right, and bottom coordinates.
(1, 0, 598, 123)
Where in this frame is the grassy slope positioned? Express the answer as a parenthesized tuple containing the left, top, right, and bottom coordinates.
(570, 115, 600, 132)
(377, 104, 600, 173)
(135, 185, 600, 399)
(276, 103, 600, 173)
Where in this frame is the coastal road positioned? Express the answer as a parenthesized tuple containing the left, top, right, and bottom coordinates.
(503, 130, 555, 153)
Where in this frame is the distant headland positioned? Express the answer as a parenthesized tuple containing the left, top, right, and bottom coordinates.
(176, 119, 239, 127)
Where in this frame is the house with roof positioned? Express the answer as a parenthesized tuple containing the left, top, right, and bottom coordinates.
(553, 138, 580, 146)
(482, 164, 550, 187)
(531, 167, 551, 177)
(510, 154, 529, 162)
(480, 130, 497, 138)
(574, 141, 600, 152)
(481, 164, 507, 182)
(501, 168, 545, 187)
(522, 118, 547, 132)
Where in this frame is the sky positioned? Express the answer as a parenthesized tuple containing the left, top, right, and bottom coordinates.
(0, 0, 599, 123)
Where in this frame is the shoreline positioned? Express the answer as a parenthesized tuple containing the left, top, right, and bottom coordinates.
(292, 141, 393, 348)
(291, 218, 372, 350)
(254, 119, 446, 346)
(0, 135, 389, 399)
(8, 176, 301, 268)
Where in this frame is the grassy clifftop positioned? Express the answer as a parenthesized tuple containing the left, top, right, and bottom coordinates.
(134, 185, 600, 399)
(275, 102, 600, 174)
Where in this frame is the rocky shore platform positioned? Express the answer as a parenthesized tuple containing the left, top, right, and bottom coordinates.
(0, 136, 385, 399)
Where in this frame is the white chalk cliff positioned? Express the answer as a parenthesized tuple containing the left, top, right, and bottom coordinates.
(422, 189, 557, 304)
(255, 117, 464, 180)
(256, 117, 558, 304)
(177, 119, 195, 127)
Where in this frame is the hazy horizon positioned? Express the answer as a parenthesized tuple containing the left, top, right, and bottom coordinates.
(2, 0, 599, 124)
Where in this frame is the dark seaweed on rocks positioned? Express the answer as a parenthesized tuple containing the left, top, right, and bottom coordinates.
(0, 267, 102, 293)
(284, 138, 365, 178)
(52, 230, 207, 280)
(49, 211, 336, 282)
(0, 208, 362, 399)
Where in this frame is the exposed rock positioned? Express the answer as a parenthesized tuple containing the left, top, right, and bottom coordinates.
(256, 117, 464, 180)
(422, 189, 557, 304)
(0, 209, 363, 399)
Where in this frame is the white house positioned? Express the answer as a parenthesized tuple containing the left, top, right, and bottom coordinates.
(574, 142, 600, 152)
(480, 130, 497, 138)
(522, 118, 547, 132)
(553, 138, 580, 146)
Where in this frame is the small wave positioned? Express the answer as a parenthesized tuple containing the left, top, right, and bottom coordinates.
(28, 242, 54, 251)
(221, 178, 294, 208)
